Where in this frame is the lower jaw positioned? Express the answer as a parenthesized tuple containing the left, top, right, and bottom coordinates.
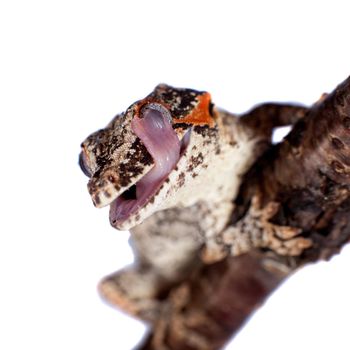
(109, 175, 165, 226)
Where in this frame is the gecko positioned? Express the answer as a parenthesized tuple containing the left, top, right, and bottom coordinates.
(79, 84, 309, 322)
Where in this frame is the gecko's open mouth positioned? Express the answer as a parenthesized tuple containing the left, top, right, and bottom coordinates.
(110, 106, 191, 226)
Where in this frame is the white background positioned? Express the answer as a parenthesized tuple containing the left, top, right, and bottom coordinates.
(1, 1, 350, 349)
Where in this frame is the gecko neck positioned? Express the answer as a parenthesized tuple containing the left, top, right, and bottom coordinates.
(175, 109, 258, 207)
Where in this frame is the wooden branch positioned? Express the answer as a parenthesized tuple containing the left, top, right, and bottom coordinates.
(139, 251, 287, 350)
(138, 76, 350, 350)
(237, 75, 350, 263)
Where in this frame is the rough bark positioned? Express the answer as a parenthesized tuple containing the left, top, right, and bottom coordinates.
(138, 76, 350, 350)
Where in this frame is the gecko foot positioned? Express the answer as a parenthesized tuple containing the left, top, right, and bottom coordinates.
(99, 266, 165, 322)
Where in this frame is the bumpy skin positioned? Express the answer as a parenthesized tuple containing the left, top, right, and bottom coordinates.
(79, 84, 308, 322)
(139, 77, 350, 350)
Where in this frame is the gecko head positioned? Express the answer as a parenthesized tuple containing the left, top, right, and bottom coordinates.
(79, 84, 218, 230)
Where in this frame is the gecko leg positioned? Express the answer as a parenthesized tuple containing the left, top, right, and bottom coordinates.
(240, 102, 309, 140)
(99, 264, 165, 322)
(99, 206, 204, 322)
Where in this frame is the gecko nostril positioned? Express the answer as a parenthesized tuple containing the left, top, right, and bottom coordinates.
(108, 175, 116, 183)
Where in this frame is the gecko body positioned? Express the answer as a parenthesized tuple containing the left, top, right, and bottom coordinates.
(79, 84, 307, 320)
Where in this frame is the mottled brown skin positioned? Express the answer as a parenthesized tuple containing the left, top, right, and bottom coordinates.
(139, 77, 350, 350)
(80, 84, 317, 349)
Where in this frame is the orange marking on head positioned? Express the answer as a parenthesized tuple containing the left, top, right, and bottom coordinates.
(173, 93, 215, 127)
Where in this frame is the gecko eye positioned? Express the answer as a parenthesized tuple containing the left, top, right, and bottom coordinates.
(79, 152, 92, 178)
(140, 103, 172, 123)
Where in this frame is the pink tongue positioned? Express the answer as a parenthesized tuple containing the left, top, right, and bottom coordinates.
(111, 107, 180, 224)
(132, 108, 181, 197)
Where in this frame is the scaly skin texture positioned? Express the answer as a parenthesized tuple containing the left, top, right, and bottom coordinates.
(79, 84, 310, 345)
(138, 78, 350, 350)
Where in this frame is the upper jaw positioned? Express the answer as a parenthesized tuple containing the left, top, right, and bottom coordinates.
(87, 162, 154, 208)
